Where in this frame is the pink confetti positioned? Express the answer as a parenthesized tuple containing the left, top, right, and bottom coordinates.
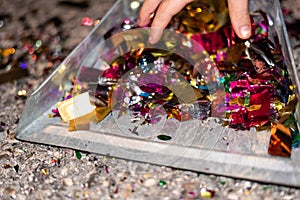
(81, 17, 93, 26)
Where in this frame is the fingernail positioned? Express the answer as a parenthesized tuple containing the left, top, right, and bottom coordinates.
(149, 34, 158, 44)
(240, 25, 251, 38)
(148, 28, 162, 44)
(148, 35, 155, 44)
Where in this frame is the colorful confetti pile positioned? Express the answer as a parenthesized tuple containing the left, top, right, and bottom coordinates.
(53, 0, 299, 158)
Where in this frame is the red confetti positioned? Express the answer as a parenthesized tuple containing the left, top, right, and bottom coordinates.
(81, 17, 93, 26)
(105, 165, 109, 173)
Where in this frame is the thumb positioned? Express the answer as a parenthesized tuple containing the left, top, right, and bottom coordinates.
(227, 0, 251, 39)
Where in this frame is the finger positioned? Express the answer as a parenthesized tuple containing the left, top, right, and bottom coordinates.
(149, 0, 193, 44)
(227, 0, 251, 39)
(138, 0, 163, 27)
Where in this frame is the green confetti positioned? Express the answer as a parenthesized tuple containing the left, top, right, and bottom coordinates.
(244, 92, 250, 107)
(35, 40, 42, 48)
(158, 180, 167, 186)
(220, 180, 226, 186)
(157, 135, 172, 141)
(75, 150, 82, 159)
(294, 134, 300, 142)
(262, 185, 271, 190)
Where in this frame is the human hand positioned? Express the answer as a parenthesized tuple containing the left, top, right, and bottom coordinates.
(227, 0, 251, 39)
(137, 0, 251, 44)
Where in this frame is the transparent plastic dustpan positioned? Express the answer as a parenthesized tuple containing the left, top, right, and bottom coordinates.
(16, 0, 300, 187)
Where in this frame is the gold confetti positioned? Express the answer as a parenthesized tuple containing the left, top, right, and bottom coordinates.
(56, 92, 95, 122)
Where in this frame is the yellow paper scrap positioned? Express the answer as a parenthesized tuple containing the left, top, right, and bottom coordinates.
(57, 92, 95, 122)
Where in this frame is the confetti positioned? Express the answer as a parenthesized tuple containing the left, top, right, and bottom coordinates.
(157, 135, 172, 141)
(220, 180, 226, 186)
(75, 150, 82, 160)
(268, 123, 292, 157)
(0, 13, 70, 84)
(0, 121, 6, 132)
(13, 165, 19, 173)
(52, 0, 299, 158)
(105, 165, 109, 174)
(56, 92, 95, 122)
(158, 180, 167, 186)
(200, 187, 215, 198)
(81, 17, 93, 26)
(41, 168, 49, 175)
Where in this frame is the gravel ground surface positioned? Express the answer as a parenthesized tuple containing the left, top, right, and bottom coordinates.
(1, 0, 300, 199)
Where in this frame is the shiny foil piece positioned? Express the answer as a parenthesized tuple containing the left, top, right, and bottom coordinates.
(173, 0, 228, 34)
(57, 92, 95, 122)
(268, 123, 292, 157)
